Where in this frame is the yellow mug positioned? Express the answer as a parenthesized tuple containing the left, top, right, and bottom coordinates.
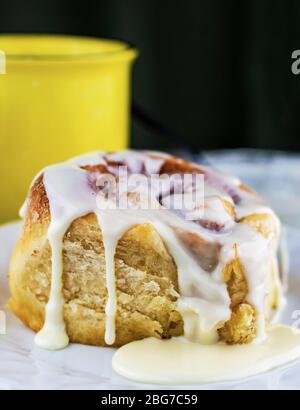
(0, 34, 138, 223)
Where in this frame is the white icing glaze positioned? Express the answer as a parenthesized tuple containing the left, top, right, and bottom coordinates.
(112, 325, 300, 384)
(21, 150, 282, 350)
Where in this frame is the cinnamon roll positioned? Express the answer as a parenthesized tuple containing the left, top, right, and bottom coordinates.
(8, 151, 283, 349)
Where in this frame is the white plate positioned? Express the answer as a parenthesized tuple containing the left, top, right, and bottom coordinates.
(1, 222, 300, 390)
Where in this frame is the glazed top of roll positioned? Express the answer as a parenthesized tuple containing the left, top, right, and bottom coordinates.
(20, 150, 282, 349)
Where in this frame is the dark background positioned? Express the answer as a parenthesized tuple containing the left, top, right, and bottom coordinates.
(1, 0, 300, 152)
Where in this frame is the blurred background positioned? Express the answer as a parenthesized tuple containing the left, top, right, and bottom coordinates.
(1, 0, 300, 227)
(1, 0, 300, 152)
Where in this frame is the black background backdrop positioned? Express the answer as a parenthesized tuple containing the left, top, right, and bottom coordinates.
(1, 0, 300, 152)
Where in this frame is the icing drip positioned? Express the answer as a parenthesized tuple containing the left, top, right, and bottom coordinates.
(34, 225, 69, 350)
(34, 165, 98, 349)
(95, 211, 137, 345)
(112, 325, 300, 384)
(98, 215, 118, 345)
(23, 150, 282, 350)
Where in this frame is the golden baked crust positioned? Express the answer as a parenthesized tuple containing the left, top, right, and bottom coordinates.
(8, 156, 280, 346)
(9, 212, 183, 347)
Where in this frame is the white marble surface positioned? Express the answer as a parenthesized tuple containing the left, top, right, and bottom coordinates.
(0, 221, 300, 390)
